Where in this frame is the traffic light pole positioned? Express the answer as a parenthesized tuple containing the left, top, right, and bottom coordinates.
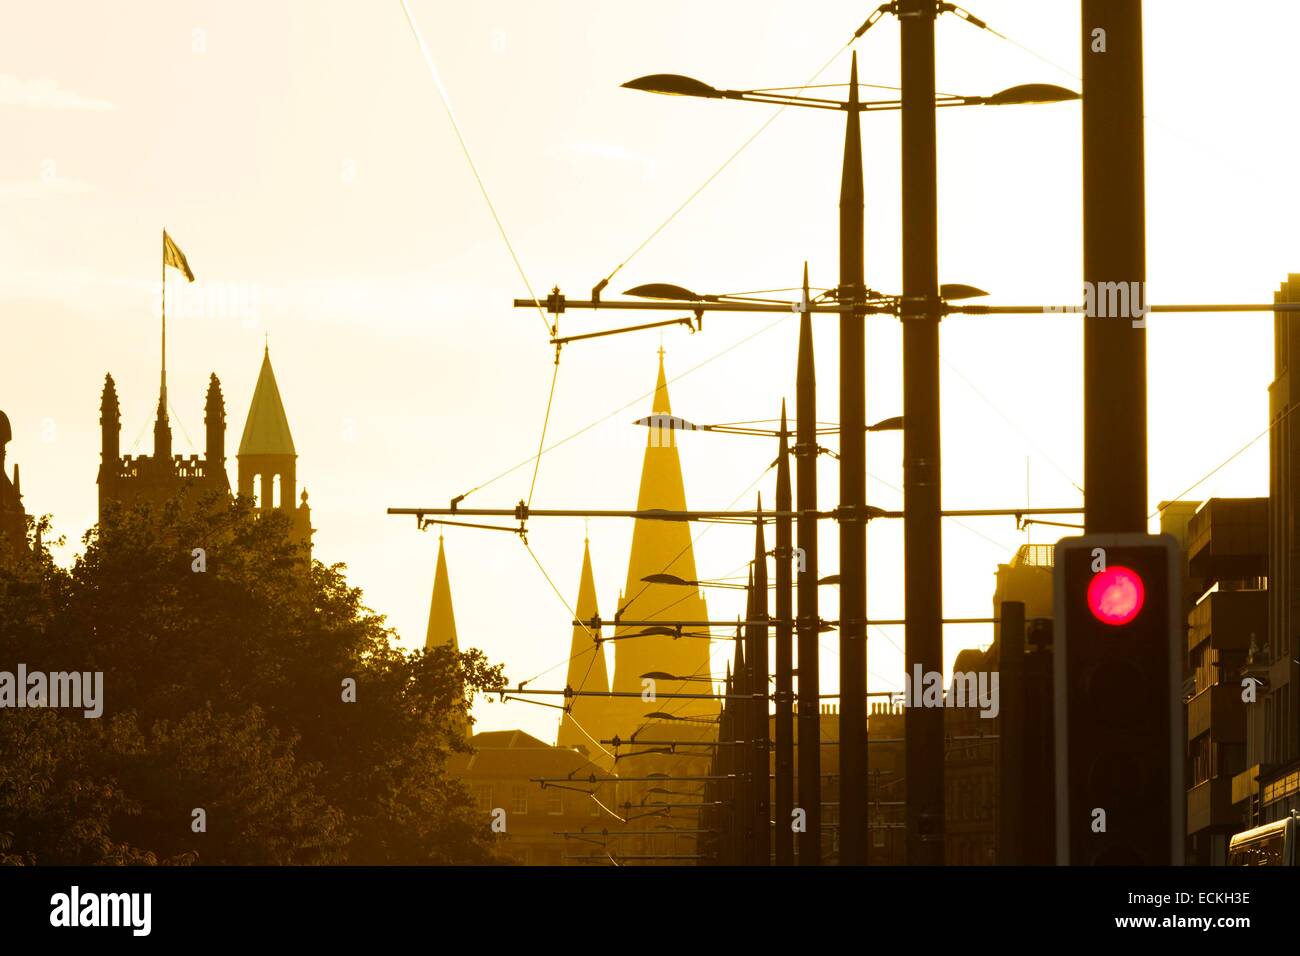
(1082, 0, 1147, 535)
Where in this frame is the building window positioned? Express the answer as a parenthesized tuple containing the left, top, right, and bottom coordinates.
(547, 790, 564, 815)
(473, 784, 492, 813)
(511, 784, 528, 815)
(271, 473, 281, 508)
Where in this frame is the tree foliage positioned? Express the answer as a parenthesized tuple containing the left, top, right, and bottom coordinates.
(0, 498, 503, 865)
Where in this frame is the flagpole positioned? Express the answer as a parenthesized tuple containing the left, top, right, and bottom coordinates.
(160, 229, 167, 398)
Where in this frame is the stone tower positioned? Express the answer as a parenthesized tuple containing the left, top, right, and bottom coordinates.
(0, 411, 28, 557)
(97, 370, 230, 521)
(236, 346, 311, 556)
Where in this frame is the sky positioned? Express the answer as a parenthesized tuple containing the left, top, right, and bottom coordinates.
(3, 0, 1298, 743)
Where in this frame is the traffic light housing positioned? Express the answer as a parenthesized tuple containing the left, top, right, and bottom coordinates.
(1053, 533, 1184, 865)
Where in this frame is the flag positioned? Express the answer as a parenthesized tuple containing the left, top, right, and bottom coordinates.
(162, 230, 195, 282)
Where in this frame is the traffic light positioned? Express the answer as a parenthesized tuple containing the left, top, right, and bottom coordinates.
(1053, 533, 1184, 865)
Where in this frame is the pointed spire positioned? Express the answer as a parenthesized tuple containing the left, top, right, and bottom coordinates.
(652, 347, 672, 415)
(238, 348, 296, 456)
(611, 354, 715, 737)
(558, 539, 612, 754)
(424, 536, 459, 652)
(99, 373, 121, 466)
(100, 374, 119, 413)
(153, 373, 172, 463)
(205, 373, 226, 464)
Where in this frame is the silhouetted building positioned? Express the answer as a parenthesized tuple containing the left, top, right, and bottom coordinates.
(992, 544, 1054, 640)
(449, 729, 615, 866)
(612, 716, 715, 866)
(1180, 498, 1266, 865)
(0, 411, 27, 556)
(98, 346, 313, 562)
(1234, 275, 1300, 828)
(97, 371, 230, 520)
(945, 644, 999, 865)
(866, 702, 906, 864)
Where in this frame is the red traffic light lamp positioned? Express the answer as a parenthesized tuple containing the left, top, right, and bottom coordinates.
(1086, 566, 1146, 626)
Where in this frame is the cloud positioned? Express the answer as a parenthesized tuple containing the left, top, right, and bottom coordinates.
(0, 74, 115, 111)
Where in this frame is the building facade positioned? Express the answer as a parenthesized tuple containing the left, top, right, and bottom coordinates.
(1181, 498, 1266, 865)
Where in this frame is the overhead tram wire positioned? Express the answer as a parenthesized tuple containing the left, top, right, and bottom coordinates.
(617, 458, 776, 621)
(399, 0, 570, 525)
(506, 456, 777, 696)
(1150, 400, 1299, 521)
(973, 6, 1284, 201)
(592, 33, 873, 294)
(941, 355, 1084, 494)
(449, 314, 791, 506)
(397, 0, 549, 335)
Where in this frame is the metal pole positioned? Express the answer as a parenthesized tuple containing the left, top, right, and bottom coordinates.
(838, 50, 869, 868)
(796, 264, 822, 865)
(720, 663, 734, 864)
(1082, 0, 1147, 533)
(752, 501, 771, 865)
(774, 404, 795, 865)
(998, 600, 1025, 865)
(734, 613, 751, 864)
(900, 0, 945, 866)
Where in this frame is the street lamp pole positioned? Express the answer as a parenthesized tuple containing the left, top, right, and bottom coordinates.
(751, 500, 771, 865)
(900, 0, 946, 866)
(795, 264, 822, 865)
(774, 403, 795, 866)
(838, 53, 870, 867)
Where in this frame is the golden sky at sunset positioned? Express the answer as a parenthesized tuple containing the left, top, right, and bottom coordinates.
(4, 0, 1298, 741)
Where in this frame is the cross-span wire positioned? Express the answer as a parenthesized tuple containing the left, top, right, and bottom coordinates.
(397, 0, 550, 334)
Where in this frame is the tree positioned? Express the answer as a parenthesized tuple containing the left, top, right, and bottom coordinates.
(0, 499, 504, 864)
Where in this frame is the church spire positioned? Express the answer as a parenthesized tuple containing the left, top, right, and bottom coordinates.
(610, 352, 716, 739)
(425, 535, 468, 738)
(558, 538, 612, 757)
(425, 535, 459, 652)
(238, 346, 296, 457)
